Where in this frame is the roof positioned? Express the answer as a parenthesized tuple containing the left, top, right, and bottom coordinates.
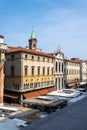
(6, 47, 54, 58)
(30, 30, 36, 39)
(64, 58, 82, 63)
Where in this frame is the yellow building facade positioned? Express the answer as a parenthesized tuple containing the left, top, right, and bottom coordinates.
(4, 31, 55, 103)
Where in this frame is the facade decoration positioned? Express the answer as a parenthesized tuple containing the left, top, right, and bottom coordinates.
(54, 48, 64, 90)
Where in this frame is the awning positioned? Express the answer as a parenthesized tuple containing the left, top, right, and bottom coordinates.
(4, 94, 18, 99)
(39, 89, 49, 95)
(23, 87, 57, 99)
(23, 91, 40, 98)
(48, 87, 57, 92)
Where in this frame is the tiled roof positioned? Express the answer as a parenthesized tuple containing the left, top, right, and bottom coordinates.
(71, 59, 82, 63)
(64, 58, 82, 63)
(7, 46, 54, 58)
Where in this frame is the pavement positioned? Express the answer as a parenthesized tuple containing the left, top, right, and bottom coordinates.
(21, 96, 87, 130)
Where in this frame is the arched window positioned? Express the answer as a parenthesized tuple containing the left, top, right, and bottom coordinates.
(37, 66, 40, 76)
(43, 67, 45, 75)
(31, 55, 34, 60)
(24, 65, 28, 76)
(25, 54, 28, 59)
(38, 56, 40, 61)
(31, 66, 34, 76)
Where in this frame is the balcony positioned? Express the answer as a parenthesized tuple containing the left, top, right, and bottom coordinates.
(5, 83, 55, 92)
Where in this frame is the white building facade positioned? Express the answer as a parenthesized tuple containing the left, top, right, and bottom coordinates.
(54, 49, 64, 90)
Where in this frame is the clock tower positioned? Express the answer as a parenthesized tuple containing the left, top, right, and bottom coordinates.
(29, 30, 37, 50)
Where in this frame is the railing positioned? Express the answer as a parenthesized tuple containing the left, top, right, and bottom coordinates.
(5, 83, 55, 92)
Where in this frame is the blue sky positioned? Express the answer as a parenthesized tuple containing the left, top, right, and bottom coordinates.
(0, 0, 87, 59)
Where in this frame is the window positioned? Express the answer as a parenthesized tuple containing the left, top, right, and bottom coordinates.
(37, 66, 40, 76)
(47, 58, 49, 62)
(25, 67, 28, 75)
(59, 78, 60, 89)
(33, 44, 36, 48)
(34, 83, 37, 88)
(11, 55, 14, 59)
(59, 62, 61, 72)
(62, 77, 63, 87)
(24, 66, 28, 76)
(14, 84, 19, 90)
(67, 69, 68, 74)
(47, 67, 50, 75)
(43, 57, 45, 62)
(31, 55, 34, 60)
(31, 66, 34, 76)
(62, 63, 63, 72)
(56, 62, 57, 72)
(11, 66, 14, 76)
(25, 54, 28, 59)
(51, 67, 54, 75)
(43, 67, 45, 75)
(38, 57, 40, 61)
(41, 82, 43, 86)
(30, 83, 33, 89)
(52, 59, 53, 63)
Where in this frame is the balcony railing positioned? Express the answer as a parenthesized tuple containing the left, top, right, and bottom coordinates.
(5, 83, 55, 92)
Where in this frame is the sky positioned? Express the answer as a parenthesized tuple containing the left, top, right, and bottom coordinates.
(0, 0, 87, 59)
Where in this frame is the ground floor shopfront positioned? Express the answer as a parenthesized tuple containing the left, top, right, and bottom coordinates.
(4, 86, 56, 104)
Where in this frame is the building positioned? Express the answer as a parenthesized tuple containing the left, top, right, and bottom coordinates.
(4, 31, 56, 104)
(64, 58, 81, 87)
(54, 48, 64, 90)
(0, 35, 8, 105)
(80, 60, 87, 83)
(4, 30, 87, 104)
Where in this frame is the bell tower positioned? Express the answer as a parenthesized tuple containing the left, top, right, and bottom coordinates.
(0, 35, 8, 105)
(29, 30, 37, 50)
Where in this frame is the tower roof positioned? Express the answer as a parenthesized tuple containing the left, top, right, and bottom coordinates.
(30, 30, 36, 39)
